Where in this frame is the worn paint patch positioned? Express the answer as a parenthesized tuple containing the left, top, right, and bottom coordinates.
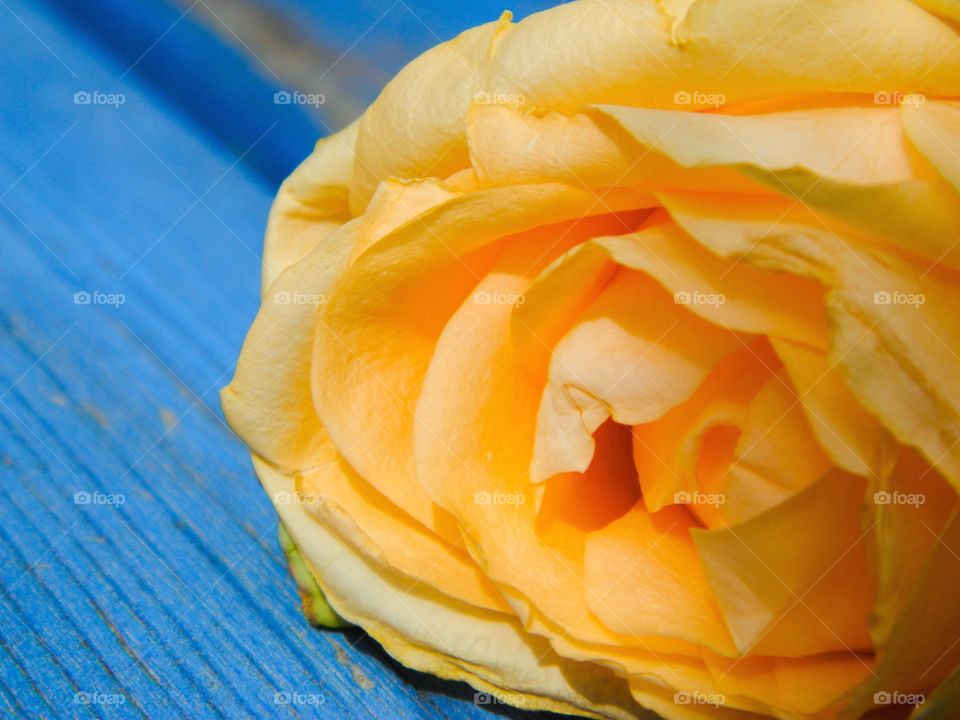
(82, 403, 109, 428)
(158, 407, 178, 432)
(330, 639, 375, 691)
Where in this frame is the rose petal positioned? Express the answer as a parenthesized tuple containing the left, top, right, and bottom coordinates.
(531, 268, 740, 482)
(692, 471, 874, 656)
(262, 121, 357, 292)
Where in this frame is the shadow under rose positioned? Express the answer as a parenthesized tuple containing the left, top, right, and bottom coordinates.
(334, 626, 574, 719)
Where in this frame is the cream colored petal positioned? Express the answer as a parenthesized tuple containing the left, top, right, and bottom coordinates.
(489, 0, 960, 112)
(262, 121, 358, 293)
(293, 438, 510, 614)
(254, 456, 648, 720)
(221, 220, 358, 471)
(901, 100, 960, 193)
(595, 104, 960, 270)
(350, 17, 510, 212)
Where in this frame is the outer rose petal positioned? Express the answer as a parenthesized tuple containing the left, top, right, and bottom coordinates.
(262, 121, 358, 292)
(293, 435, 510, 614)
(253, 457, 649, 720)
(222, 221, 357, 470)
(594, 104, 960, 270)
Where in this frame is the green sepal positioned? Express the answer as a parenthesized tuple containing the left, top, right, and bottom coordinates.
(278, 522, 353, 629)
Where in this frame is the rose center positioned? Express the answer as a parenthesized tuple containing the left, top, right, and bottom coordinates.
(535, 419, 640, 537)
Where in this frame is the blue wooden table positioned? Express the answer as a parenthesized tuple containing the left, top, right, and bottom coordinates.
(0, 0, 560, 717)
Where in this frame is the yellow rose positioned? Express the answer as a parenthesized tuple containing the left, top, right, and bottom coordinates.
(222, 1, 960, 717)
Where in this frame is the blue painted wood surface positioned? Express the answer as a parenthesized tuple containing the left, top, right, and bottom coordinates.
(253, 0, 563, 106)
(0, 0, 564, 717)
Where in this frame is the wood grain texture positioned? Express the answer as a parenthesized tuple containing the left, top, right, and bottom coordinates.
(0, 1, 563, 718)
(172, 0, 561, 123)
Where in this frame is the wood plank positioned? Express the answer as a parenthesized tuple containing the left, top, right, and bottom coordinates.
(37, 0, 328, 186)
(173, 0, 562, 120)
(0, 1, 559, 718)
